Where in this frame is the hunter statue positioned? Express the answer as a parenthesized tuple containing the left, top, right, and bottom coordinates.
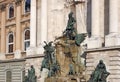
(88, 60, 110, 82)
(40, 41, 60, 77)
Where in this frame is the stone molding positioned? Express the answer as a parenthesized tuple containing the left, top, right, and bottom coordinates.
(86, 46, 120, 53)
(15, 0, 22, 6)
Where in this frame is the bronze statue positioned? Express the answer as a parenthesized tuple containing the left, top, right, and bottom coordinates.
(68, 64, 75, 75)
(63, 12, 87, 46)
(40, 55, 50, 71)
(48, 61, 60, 77)
(75, 33, 87, 46)
(63, 12, 77, 40)
(43, 41, 55, 63)
(24, 65, 37, 82)
(88, 60, 110, 82)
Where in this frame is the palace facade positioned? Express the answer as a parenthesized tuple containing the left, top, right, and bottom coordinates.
(0, 0, 120, 82)
(0, 0, 87, 81)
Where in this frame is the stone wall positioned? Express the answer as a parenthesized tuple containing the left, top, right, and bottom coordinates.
(0, 60, 25, 82)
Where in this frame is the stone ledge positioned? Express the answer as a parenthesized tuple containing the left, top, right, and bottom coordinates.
(25, 54, 44, 59)
(86, 46, 120, 52)
(0, 58, 25, 63)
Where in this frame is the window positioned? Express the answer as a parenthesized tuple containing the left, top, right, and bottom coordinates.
(25, 0, 31, 13)
(9, 5, 14, 18)
(6, 71, 12, 82)
(24, 29, 30, 51)
(8, 33, 14, 53)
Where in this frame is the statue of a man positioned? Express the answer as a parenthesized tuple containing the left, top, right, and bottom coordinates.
(63, 12, 77, 40)
(29, 65, 37, 82)
(88, 60, 110, 82)
(66, 12, 76, 30)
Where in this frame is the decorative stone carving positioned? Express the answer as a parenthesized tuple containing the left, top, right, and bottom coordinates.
(0, 4, 6, 11)
(15, 0, 22, 6)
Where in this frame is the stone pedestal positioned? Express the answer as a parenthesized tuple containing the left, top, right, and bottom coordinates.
(105, 34, 120, 47)
(105, 34, 116, 47)
(39, 68, 49, 82)
(116, 35, 120, 45)
(0, 53, 5, 60)
(45, 76, 86, 82)
(87, 37, 103, 49)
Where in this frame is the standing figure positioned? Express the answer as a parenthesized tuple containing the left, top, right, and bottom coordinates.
(63, 12, 77, 40)
(27, 65, 37, 82)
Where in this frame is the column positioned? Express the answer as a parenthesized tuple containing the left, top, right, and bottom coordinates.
(87, 0, 103, 48)
(36, 0, 41, 46)
(37, 0, 47, 54)
(14, 1, 22, 59)
(75, 1, 87, 34)
(27, 0, 37, 56)
(105, 0, 119, 46)
(1, 5, 6, 53)
(30, 0, 37, 47)
(0, 4, 6, 59)
(91, 0, 100, 36)
(109, 0, 118, 34)
(40, 0, 47, 43)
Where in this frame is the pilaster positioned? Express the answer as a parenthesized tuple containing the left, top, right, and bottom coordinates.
(87, 0, 103, 49)
(105, 0, 119, 47)
(0, 4, 6, 54)
(15, 0, 22, 58)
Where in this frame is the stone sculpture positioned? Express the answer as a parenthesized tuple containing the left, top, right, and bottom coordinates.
(40, 12, 87, 82)
(88, 60, 110, 82)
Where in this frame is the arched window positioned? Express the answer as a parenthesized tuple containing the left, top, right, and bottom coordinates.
(25, 0, 31, 13)
(8, 33, 14, 53)
(9, 5, 14, 18)
(6, 70, 12, 82)
(24, 29, 30, 51)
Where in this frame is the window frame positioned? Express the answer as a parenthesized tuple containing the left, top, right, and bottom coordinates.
(8, 4, 14, 19)
(5, 70, 12, 82)
(23, 29, 30, 51)
(7, 32, 14, 53)
(24, 0, 31, 13)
